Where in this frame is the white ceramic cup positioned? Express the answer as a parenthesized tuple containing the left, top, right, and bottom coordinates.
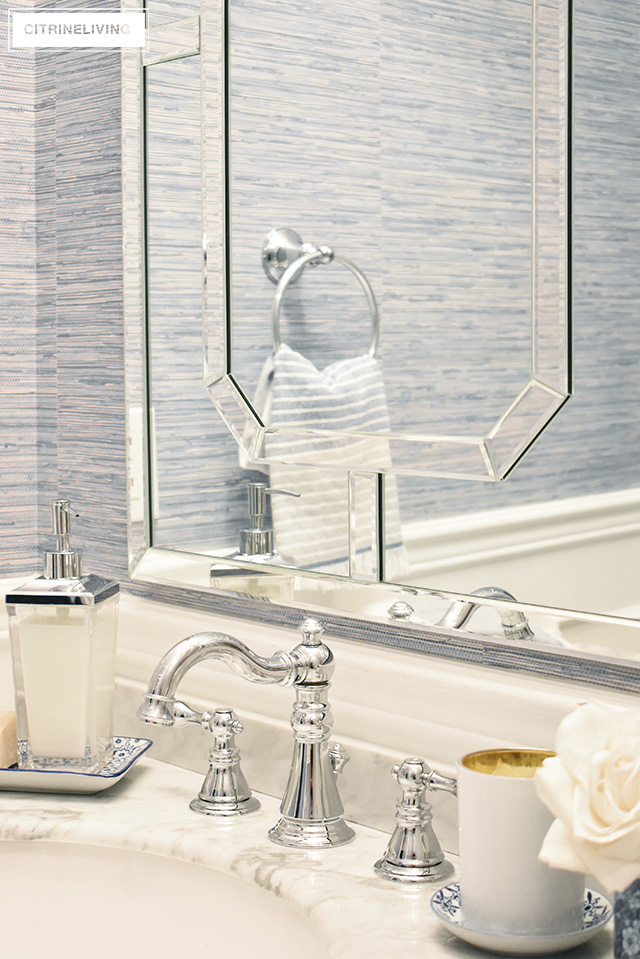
(457, 748, 584, 937)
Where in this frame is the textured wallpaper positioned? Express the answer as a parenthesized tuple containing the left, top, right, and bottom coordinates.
(1, 0, 638, 587)
(1, 0, 127, 579)
(1, 8, 38, 575)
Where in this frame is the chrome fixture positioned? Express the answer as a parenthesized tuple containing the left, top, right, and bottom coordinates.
(262, 228, 380, 357)
(437, 586, 535, 641)
(237, 482, 299, 560)
(134, 694, 258, 816)
(374, 757, 457, 883)
(210, 482, 299, 584)
(388, 601, 414, 622)
(45, 499, 82, 579)
(189, 706, 260, 817)
(137, 618, 355, 847)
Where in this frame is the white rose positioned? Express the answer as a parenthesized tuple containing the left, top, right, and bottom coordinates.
(535, 702, 640, 893)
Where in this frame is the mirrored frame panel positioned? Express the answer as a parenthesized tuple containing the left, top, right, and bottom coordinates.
(204, 0, 571, 483)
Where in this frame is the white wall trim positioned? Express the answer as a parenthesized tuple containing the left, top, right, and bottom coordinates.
(404, 487, 640, 574)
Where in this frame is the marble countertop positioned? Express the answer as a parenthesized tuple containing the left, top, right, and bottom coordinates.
(0, 757, 614, 959)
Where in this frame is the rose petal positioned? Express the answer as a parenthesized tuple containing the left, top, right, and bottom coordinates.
(587, 754, 626, 828)
(555, 704, 621, 776)
(541, 821, 640, 893)
(620, 761, 640, 813)
(590, 823, 640, 859)
(573, 780, 640, 844)
(538, 818, 589, 875)
(537, 701, 640, 893)
(580, 842, 640, 894)
(535, 758, 576, 825)
(600, 755, 636, 820)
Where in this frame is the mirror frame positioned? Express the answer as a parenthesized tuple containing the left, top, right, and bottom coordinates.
(121, 0, 640, 696)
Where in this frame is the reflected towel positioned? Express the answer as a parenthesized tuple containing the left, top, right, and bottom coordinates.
(243, 344, 407, 575)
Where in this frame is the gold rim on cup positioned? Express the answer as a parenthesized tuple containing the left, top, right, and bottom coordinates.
(461, 748, 556, 778)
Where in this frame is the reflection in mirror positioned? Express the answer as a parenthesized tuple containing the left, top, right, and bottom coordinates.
(146, 52, 203, 534)
(216, 0, 570, 483)
(124, 0, 640, 670)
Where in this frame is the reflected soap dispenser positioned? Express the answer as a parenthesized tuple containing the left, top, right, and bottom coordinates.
(209, 482, 298, 600)
(5, 500, 119, 772)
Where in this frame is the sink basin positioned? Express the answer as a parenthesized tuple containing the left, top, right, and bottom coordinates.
(0, 841, 327, 958)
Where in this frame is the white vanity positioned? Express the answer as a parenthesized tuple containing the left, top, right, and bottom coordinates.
(0, 587, 626, 958)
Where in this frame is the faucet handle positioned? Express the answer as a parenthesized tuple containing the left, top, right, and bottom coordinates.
(329, 742, 350, 774)
(189, 707, 261, 818)
(299, 617, 324, 646)
(171, 700, 208, 727)
(208, 706, 244, 742)
(374, 757, 456, 883)
(171, 701, 245, 738)
(425, 766, 458, 796)
(391, 757, 457, 796)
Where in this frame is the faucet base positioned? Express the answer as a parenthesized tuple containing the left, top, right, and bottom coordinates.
(373, 856, 455, 883)
(190, 794, 261, 817)
(268, 816, 355, 848)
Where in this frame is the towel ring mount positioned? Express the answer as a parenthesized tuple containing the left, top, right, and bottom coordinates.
(262, 228, 380, 358)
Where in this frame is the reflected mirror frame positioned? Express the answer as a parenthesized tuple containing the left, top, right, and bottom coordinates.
(202, 0, 572, 482)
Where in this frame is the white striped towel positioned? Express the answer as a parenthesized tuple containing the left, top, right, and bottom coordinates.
(242, 344, 407, 576)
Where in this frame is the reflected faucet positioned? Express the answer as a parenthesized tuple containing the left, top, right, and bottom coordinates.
(137, 618, 355, 848)
(437, 586, 534, 642)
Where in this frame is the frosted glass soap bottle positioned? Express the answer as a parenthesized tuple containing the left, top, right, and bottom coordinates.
(5, 500, 119, 772)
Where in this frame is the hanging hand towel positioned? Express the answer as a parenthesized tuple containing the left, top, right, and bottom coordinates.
(242, 344, 407, 576)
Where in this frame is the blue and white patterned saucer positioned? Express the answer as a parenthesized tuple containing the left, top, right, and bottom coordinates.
(0, 736, 152, 795)
(431, 882, 612, 956)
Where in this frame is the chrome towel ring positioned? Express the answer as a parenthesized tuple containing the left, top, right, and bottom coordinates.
(262, 228, 380, 358)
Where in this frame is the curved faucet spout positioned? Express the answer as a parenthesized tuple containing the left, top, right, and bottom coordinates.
(137, 632, 295, 726)
(437, 587, 534, 642)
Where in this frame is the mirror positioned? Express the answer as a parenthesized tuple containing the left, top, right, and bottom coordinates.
(123, 0, 640, 674)
(213, 0, 570, 485)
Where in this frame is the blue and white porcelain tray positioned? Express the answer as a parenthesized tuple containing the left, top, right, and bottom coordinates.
(0, 737, 152, 794)
(431, 882, 612, 956)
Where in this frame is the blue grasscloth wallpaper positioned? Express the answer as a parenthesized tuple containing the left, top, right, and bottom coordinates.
(1, 0, 639, 580)
(2, 0, 127, 578)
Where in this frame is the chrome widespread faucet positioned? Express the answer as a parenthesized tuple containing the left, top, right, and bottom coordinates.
(136, 618, 355, 848)
(437, 586, 534, 641)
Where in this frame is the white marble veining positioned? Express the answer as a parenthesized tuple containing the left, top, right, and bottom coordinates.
(0, 757, 614, 959)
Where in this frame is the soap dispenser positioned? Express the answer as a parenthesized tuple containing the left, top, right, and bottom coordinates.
(5, 500, 119, 772)
(210, 482, 298, 599)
